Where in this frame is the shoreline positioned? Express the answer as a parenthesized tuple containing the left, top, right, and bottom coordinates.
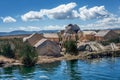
(1, 49, 120, 67)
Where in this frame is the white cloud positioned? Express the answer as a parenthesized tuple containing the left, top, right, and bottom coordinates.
(21, 2, 77, 21)
(9, 26, 41, 31)
(80, 16, 120, 30)
(21, 11, 44, 21)
(1, 16, 16, 23)
(6, 3, 119, 31)
(43, 25, 65, 30)
(21, 3, 111, 22)
(97, 16, 120, 24)
(43, 2, 77, 19)
(78, 6, 109, 20)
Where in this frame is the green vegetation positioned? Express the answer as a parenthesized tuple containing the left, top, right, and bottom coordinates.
(109, 37, 120, 43)
(0, 42, 15, 58)
(64, 40, 78, 55)
(20, 43, 38, 66)
(0, 38, 38, 66)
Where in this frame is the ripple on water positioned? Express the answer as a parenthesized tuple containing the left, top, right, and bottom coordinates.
(0, 57, 120, 80)
(39, 75, 50, 80)
(0, 74, 13, 78)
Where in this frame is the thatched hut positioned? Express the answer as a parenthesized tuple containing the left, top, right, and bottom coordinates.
(81, 31, 96, 41)
(23, 33, 62, 57)
(95, 30, 119, 41)
(43, 33, 59, 43)
(34, 39, 61, 57)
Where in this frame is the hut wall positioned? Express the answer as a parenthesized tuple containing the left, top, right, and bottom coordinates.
(36, 41, 61, 57)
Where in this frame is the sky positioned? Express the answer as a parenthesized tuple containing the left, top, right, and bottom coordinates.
(0, 0, 120, 32)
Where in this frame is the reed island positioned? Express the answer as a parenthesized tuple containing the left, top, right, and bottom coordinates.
(0, 24, 120, 67)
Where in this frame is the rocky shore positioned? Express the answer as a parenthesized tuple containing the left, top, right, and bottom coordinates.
(79, 49, 120, 59)
(1, 49, 120, 67)
(0, 56, 22, 67)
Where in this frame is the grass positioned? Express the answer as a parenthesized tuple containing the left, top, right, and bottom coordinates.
(0, 38, 38, 66)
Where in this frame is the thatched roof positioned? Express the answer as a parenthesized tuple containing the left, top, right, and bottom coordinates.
(43, 33, 59, 38)
(23, 33, 61, 57)
(23, 33, 36, 42)
(34, 39, 47, 48)
(95, 30, 110, 37)
(23, 33, 42, 42)
(23, 33, 44, 46)
(83, 31, 96, 35)
(34, 38, 61, 57)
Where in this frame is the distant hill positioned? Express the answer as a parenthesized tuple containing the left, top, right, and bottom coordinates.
(0, 30, 59, 36)
(0, 28, 120, 36)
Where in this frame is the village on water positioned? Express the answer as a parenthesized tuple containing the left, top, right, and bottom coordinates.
(0, 24, 120, 67)
(1, 0, 120, 80)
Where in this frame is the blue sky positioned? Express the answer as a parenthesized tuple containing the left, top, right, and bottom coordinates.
(0, 0, 120, 32)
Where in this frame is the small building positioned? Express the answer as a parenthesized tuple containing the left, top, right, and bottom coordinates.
(23, 33, 62, 57)
(95, 30, 119, 41)
(43, 33, 59, 43)
(81, 31, 96, 42)
(23, 33, 43, 46)
(34, 39, 61, 57)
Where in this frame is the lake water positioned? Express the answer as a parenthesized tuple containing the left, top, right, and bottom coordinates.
(0, 57, 120, 80)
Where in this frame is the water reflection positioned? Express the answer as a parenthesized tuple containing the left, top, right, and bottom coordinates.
(86, 58, 117, 66)
(66, 60, 81, 80)
(0, 58, 120, 80)
(38, 61, 61, 80)
(38, 61, 61, 72)
(18, 66, 35, 79)
(3, 67, 13, 75)
(80, 58, 120, 80)
(0, 66, 18, 79)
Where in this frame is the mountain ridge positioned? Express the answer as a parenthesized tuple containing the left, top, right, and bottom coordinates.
(0, 30, 59, 36)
